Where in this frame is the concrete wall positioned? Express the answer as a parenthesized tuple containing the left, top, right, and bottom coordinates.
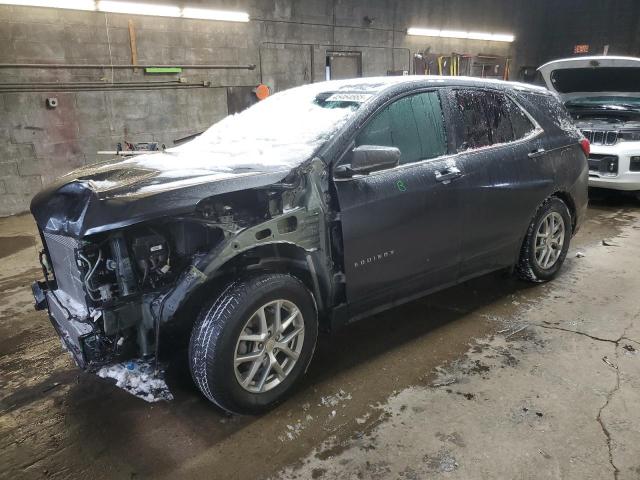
(536, 0, 640, 65)
(0, 0, 546, 216)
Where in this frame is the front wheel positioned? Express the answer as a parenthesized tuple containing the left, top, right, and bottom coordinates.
(516, 197, 572, 283)
(189, 274, 318, 414)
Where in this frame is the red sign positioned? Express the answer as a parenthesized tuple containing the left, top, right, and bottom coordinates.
(574, 44, 590, 54)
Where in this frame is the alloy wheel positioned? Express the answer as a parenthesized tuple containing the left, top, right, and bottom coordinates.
(534, 211, 565, 270)
(233, 299, 305, 393)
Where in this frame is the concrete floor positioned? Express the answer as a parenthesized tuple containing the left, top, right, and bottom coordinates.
(1, 191, 639, 480)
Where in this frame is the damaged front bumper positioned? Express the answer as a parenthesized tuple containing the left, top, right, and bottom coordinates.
(32, 280, 102, 370)
(32, 281, 173, 402)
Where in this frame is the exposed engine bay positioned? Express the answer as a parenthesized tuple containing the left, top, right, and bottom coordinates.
(34, 165, 332, 376)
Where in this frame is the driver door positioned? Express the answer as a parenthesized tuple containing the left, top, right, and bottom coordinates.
(333, 90, 464, 313)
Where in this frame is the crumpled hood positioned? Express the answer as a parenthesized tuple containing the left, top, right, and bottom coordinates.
(30, 80, 364, 238)
(30, 151, 292, 238)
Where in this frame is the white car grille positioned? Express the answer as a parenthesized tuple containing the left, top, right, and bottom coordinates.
(581, 129, 619, 146)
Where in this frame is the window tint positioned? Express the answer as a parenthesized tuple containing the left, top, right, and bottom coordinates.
(356, 91, 447, 165)
(485, 91, 514, 144)
(454, 90, 491, 150)
(509, 100, 536, 139)
(455, 89, 536, 150)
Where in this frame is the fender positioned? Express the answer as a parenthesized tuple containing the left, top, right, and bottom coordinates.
(157, 162, 333, 324)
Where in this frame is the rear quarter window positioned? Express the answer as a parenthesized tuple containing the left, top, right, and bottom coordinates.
(506, 95, 537, 139)
(519, 92, 580, 138)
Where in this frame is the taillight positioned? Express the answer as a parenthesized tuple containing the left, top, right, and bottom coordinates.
(580, 138, 590, 156)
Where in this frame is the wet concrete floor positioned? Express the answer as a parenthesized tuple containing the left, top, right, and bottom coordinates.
(1, 191, 639, 480)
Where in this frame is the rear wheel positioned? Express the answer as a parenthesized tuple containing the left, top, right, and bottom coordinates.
(516, 197, 572, 283)
(189, 273, 318, 414)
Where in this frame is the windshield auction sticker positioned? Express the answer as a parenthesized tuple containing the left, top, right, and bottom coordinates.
(325, 93, 373, 103)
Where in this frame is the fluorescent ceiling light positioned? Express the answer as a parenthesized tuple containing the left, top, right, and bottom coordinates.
(0, 0, 251, 22)
(0, 0, 95, 9)
(407, 27, 514, 43)
(489, 33, 516, 42)
(438, 30, 468, 39)
(182, 7, 249, 22)
(97, 1, 180, 17)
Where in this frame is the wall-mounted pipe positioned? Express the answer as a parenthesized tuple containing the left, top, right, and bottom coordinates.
(0, 63, 256, 70)
(0, 85, 208, 93)
(0, 81, 189, 87)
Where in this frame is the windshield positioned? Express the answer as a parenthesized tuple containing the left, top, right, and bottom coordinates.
(551, 67, 640, 93)
(123, 82, 366, 177)
(565, 96, 640, 109)
(169, 83, 363, 170)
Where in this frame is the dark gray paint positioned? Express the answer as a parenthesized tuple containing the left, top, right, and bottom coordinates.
(30, 77, 589, 369)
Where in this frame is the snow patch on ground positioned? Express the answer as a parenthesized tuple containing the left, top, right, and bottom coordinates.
(319, 389, 352, 408)
(279, 414, 315, 442)
(97, 359, 173, 403)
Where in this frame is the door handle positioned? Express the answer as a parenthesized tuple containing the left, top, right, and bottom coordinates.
(435, 166, 462, 183)
(528, 148, 546, 158)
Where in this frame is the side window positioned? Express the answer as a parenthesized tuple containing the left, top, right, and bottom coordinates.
(356, 91, 447, 165)
(455, 89, 535, 150)
(454, 89, 491, 150)
(484, 91, 515, 144)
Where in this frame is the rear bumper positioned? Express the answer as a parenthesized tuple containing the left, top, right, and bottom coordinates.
(32, 281, 101, 370)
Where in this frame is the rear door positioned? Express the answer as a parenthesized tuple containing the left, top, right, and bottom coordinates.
(333, 90, 464, 312)
(445, 88, 542, 278)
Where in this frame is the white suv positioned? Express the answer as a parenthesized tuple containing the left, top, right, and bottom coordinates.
(539, 56, 640, 198)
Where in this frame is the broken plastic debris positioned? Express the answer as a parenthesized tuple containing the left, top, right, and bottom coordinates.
(96, 359, 173, 403)
(575, 251, 585, 258)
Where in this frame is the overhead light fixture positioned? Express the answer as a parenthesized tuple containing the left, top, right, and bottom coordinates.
(0, 0, 250, 21)
(182, 7, 249, 22)
(407, 27, 515, 43)
(0, 0, 95, 9)
(97, 1, 181, 17)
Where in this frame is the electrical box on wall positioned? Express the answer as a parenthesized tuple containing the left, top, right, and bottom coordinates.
(325, 51, 362, 80)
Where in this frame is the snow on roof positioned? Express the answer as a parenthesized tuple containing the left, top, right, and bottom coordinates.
(120, 76, 545, 178)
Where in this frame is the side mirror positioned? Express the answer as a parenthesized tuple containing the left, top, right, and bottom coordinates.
(336, 145, 400, 177)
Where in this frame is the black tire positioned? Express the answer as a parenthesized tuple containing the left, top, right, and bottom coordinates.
(516, 197, 572, 283)
(189, 273, 318, 414)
